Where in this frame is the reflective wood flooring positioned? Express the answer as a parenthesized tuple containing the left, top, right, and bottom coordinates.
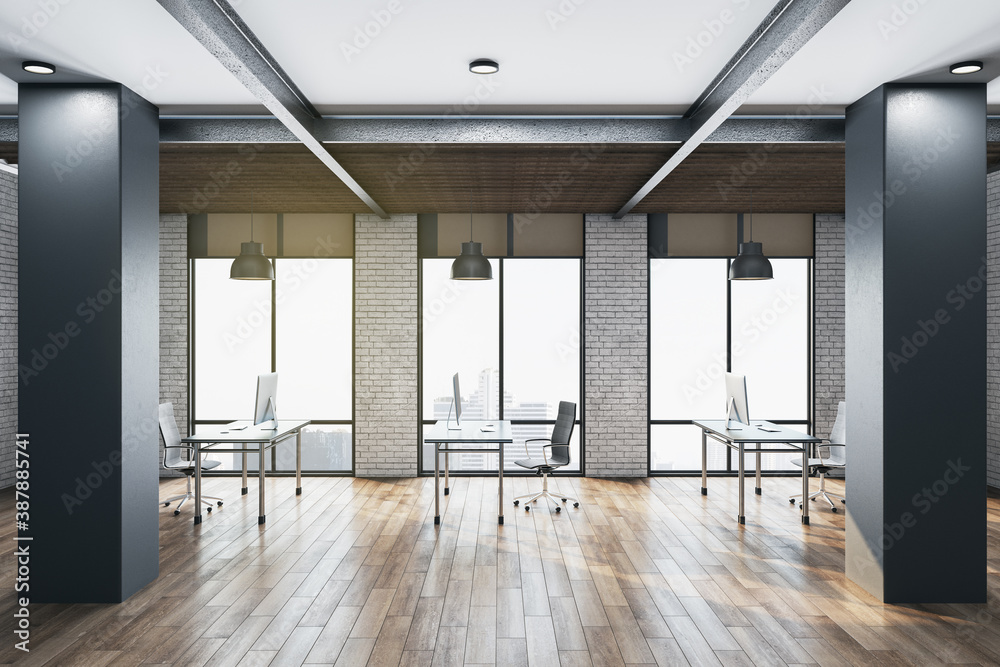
(2, 475, 1000, 666)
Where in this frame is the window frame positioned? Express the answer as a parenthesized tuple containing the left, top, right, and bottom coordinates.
(417, 255, 585, 477)
(189, 255, 355, 476)
(648, 255, 814, 476)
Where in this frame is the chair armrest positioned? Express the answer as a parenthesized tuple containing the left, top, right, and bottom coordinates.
(523, 438, 551, 459)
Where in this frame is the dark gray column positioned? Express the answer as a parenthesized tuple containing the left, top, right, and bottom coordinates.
(845, 83, 986, 603)
(18, 84, 160, 603)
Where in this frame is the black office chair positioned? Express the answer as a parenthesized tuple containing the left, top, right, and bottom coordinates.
(513, 401, 579, 513)
(158, 402, 223, 516)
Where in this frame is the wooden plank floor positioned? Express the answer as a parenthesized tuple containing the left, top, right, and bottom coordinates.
(2, 474, 1000, 666)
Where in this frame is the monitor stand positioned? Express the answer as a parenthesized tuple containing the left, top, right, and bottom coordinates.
(258, 396, 278, 430)
(726, 397, 744, 430)
(446, 399, 462, 430)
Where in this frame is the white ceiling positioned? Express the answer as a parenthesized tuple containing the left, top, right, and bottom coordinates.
(0, 0, 998, 116)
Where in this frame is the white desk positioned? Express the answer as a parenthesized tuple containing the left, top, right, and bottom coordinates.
(424, 420, 513, 525)
(182, 419, 310, 525)
(693, 419, 820, 525)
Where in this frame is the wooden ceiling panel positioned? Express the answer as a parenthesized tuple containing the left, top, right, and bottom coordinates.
(1, 140, 997, 214)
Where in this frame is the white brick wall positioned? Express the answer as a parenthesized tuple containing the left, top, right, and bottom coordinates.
(814, 213, 846, 439)
(354, 214, 419, 477)
(987, 171, 1000, 487)
(0, 169, 16, 489)
(584, 214, 648, 477)
(160, 214, 188, 476)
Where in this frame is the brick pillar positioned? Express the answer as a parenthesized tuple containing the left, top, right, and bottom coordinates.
(0, 168, 15, 489)
(159, 213, 188, 476)
(355, 214, 419, 476)
(814, 213, 846, 439)
(584, 214, 648, 476)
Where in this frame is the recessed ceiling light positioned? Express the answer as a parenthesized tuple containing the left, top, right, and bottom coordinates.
(22, 61, 55, 75)
(469, 59, 499, 75)
(950, 60, 983, 75)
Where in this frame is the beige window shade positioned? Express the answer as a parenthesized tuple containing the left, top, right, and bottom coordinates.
(283, 213, 353, 257)
(437, 213, 507, 257)
(206, 213, 278, 257)
(666, 213, 738, 256)
(511, 213, 583, 256)
(665, 212, 814, 257)
(746, 214, 814, 257)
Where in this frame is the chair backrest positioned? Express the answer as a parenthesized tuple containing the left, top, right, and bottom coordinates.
(825, 401, 846, 466)
(547, 401, 577, 466)
(159, 402, 185, 468)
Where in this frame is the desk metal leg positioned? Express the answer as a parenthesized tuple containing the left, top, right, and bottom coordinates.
(194, 443, 203, 525)
(801, 447, 810, 525)
(295, 429, 302, 495)
(444, 449, 450, 495)
(258, 443, 266, 525)
(498, 444, 504, 525)
(701, 430, 708, 495)
(241, 452, 248, 495)
(434, 444, 441, 525)
(738, 442, 745, 525)
(755, 450, 762, 495)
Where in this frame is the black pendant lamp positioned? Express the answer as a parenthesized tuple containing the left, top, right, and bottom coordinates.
(729, 191, 773, 281)
(451, 207, 492, 280)
(230, 190, 274, 280)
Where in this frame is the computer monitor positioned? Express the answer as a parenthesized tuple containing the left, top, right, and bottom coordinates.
(724, 372, 750, 430)
(446, 373, 462, 430)
(254, 372, 278, 428)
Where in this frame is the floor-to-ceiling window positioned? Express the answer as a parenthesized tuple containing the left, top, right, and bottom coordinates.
(649, 213, 813, 474)
(190, 213, 354, 474)
(419, 213, 583, 474)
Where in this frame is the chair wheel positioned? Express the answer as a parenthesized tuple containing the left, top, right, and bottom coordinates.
(555, 507, 561, 513)
(532, 499, 537, 503)
(798, 504, 803, 509)
(513, 500, 519, 506)
(789, 499, 795, 505)
(207, 507, 212, 513)
(173, 510, 180, 516)
(573, 503, 579, 508)
(831, 508, 837, 513)
(525, 506, 530, 512)
(561, 498, 567, 502)
(217, 501, 223, 506)
(164, 502, 170, 507)
(841, 499, 846, 504)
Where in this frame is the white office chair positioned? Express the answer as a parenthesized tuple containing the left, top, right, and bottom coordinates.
(158, 402, 223, 516)
(513, 401, 579, 513)
(790, 401, 846, 511)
